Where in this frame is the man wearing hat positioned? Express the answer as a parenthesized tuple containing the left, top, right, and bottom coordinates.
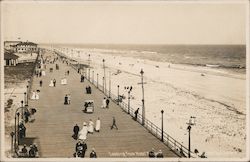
(75, 140, 87, 158)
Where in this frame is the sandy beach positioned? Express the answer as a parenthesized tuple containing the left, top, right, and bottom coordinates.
(58, 47, 246, 158)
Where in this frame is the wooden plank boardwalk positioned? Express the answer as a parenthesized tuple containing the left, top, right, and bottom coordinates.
(24, 52, 178, 158)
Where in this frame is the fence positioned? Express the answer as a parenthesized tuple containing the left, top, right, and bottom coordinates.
(53, 49, 197, 158)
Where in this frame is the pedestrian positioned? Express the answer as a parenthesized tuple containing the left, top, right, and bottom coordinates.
(156, 150, 163, 158)
(134, 108, 139, 121)
(29, 144, 36, 158)
(88, 119, 94, 134)
(110, 117, 118, 130)
(95, 117, 101, 132)
(64, 95, 68, 105)
(148, 148, 155, 158)
(90, 148, 97, 158)
(68, 94, 71, 104)
(106, 98, 110, 108)
(73, 124, 80, 140)
(78, 122, 88, 141)
(20, 144, 28, 157)
(39, 80, 43, 87)
(75, 140, 87, 158)
(39, 71, 42, 77)
(67, 70, 70, 75)
(101, 97, 106, 108)
(53, 79, 56, 87)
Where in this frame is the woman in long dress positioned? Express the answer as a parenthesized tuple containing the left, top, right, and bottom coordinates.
(95, 118, 101, 132)
(31, 91, 36, 100)
(101, 97, 106, 108)
(35, 92, 39, 100)
(78, 122, 88, 141)
(49, 79, 53, 87)
(88, 119, 94, 134)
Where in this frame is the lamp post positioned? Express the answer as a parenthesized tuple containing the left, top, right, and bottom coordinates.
(138, 69, 146, 125)
(125, 86, 133, 114)
(26, 85, 29, 106)
(161, 110, 164, 142)
(186, 116, 196, 158)
(97, 73, 99, 88)
(102, 77, 105, 92)
(88, 68, 90, 81)
(17, 112, 20, 145)
(21, 100, 24, 120)
(92, 70, 94, 83)
(10, 132, 15, 154)
(24, 92, 26, 108)
(103, 59, 106, 95)
(117, 85, 120, 105)
(109, 71, 111, 98)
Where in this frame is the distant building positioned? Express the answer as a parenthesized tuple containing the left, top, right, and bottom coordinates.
(4, 41, 22, 51)
(4, 51, 19, 66)
(16, 42, 38, 53)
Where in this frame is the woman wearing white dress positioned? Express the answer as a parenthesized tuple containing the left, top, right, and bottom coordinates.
(49, 79, 53, 87)
(78, 122, 88, 141)
(101, 97, 106, 108)
(31, 91, 36, 100)
(35, 92, 39, 100)
(88, 119, 94, 134)
(95, 118, 101, 132)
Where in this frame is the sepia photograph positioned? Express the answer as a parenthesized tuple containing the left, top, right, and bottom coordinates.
(0, 0, 249, 161)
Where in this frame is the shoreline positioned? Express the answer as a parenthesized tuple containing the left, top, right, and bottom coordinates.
(62, 47, 246, 158)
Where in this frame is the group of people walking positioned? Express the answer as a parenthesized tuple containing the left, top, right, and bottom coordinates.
(19, 143, 39, 158)
(64, 94, 71, 105)
(73, 118, 101, 141)
(101, 97, 110, 109)
(49, 79, 57, 87)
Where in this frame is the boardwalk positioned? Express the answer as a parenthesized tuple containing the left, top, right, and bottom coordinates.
(24, 52, 178, 158)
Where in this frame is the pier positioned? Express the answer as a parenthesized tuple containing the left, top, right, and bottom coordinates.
(18, 49, 189, 158)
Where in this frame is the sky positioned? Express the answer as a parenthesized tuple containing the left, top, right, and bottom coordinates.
(1, 1, 247, 45)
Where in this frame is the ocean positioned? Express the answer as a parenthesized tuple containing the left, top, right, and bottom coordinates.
(54, 44, 246, 72)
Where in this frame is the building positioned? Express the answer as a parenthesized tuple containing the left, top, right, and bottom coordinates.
(4, 51, 19, 66)
(4, 41, 22, 51)
(16, 42, 38, 53)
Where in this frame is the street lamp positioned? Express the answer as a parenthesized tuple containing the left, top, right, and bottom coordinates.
(139, 69, 146, 125)
(26, 85, 29, 106)
(117, 85, 120, 105)
(24, 92, 26, 107)
(92, 70, 94, 83)
(102, 77, 104, 92)
(161, 110, 164, 142)
(97, 73, 99, 88)
(186, 116, 196, 158)
(125, 86, 133, 114)
(103, 59, 106, 95)
(10, 132, 15, 154)
(109, 71, 111, 98)
(17, 112, 20, 145)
